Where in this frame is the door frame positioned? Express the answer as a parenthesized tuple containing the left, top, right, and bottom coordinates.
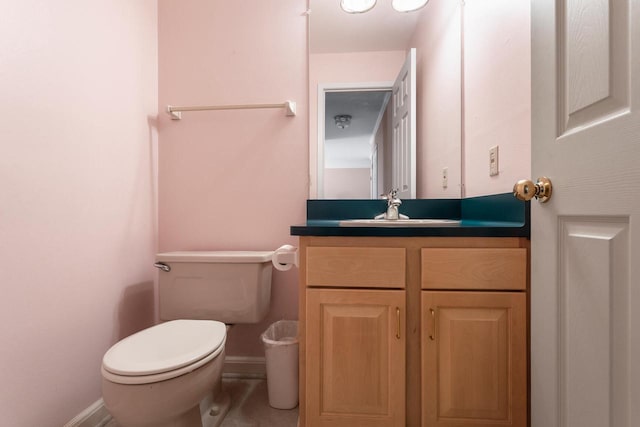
(316, 81, 393, 199)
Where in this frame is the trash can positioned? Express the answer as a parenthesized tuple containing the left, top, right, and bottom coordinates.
(261, 320, 299, 409)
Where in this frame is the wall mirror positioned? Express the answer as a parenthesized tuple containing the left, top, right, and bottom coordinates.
(308, 0, 531, 201)
(309, 0, 439, 200)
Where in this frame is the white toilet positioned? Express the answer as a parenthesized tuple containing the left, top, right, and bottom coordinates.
(101, 251, 273, 427)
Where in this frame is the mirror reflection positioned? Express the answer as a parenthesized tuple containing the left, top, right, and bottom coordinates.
(322, 90, 390, 199)
(309, 0, 531, 200)
(317, 47, 416, 200)
(309, 0, 427, 199)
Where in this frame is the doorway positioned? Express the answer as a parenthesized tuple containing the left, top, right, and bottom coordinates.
(318, 85, 392, 199)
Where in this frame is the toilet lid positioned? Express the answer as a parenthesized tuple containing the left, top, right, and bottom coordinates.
(102, 319, 226, 377)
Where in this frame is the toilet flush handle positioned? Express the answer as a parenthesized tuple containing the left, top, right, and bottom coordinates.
(154, 262, 171, 272)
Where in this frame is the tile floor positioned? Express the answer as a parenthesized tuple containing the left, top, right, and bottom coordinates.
(104, 378, 298, 427)
(219, 378, 299, 427)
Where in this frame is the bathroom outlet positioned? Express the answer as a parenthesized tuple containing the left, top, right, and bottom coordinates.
(442, 167, 448, 189)
(489, 145, 499, 176)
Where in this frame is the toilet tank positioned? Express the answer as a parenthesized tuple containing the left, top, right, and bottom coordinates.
(155, 251, 273, 324)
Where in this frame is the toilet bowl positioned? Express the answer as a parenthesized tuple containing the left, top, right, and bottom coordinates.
(102, 319, 226, 427)
(101, 251, 273, 427)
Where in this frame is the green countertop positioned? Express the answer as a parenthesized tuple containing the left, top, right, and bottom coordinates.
(290, 193, 530, 238)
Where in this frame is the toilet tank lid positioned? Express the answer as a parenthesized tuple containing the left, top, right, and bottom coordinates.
(156, 251, 273, 263)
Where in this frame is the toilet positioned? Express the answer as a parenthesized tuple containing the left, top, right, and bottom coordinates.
(101, 251, 273, 427)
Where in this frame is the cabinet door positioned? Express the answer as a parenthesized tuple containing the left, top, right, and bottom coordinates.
(422, 291, 527, 427)
(306, 288, 406, 427)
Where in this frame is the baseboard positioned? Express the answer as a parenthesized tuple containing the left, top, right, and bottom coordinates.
(222, 356, 266, 379)
(63, 398, 113, 427)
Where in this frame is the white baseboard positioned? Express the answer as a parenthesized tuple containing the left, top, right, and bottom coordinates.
(63, 398, 113, 427)
(222, 356, 266, 379)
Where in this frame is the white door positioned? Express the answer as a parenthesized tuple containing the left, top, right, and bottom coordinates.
(531, 1, 640, 427)
(391, 48, 416, 199)
(371, 143, 378, 198)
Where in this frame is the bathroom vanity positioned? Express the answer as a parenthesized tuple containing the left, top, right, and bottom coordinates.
(291, 194, 530, 427)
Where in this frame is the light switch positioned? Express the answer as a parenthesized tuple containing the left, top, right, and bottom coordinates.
(442, 167, 448, 188)
(489, 146, 499, 176)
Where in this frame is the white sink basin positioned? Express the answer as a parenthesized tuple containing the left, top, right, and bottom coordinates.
(339, 219, 461, 227)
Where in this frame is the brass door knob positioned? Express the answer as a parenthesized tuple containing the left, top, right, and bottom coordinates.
(513, 177, 552, 203)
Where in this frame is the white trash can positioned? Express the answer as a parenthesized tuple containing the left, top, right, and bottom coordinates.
(261, 320, 299, 409)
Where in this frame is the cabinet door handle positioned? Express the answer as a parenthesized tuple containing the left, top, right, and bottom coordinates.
(396, 307, 401, 340)
(429, 308, 436, 341)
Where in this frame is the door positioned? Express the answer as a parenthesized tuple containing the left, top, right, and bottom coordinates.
(371, 143, 379, 198)
(422, 291, 527, 427)
(391, 48, 416, 199)
(306, 288, 406, 427)
(531, 1, 640, 427)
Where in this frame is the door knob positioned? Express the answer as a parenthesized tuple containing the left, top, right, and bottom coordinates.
(513, 177, 552, 203)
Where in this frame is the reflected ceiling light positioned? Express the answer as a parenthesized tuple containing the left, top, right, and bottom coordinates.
(340, 0, 377, 14)
(341, 0, 428, 14)
(334, 114, 352, 129)
(391, 0, 429, 12)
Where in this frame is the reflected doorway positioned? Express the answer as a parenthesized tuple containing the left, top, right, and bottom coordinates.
(316, 49, 416, 199)
(322, 89, 392, 199)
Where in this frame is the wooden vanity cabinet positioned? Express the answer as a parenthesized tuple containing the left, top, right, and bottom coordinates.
(421, 248, 528, 427)
(298, 237, 529, 427)
(303, 245, 407, 427)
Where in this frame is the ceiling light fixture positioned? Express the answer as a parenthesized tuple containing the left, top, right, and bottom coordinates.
(340, 0, 377, 14)
(340, 0, 428, 14)
(334, 114, 352, 129)
(391, 0, 429, 13)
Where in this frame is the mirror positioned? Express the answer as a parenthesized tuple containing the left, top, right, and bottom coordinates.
(309, 0, 531, 199)
(309, 0, 532, 201)
(309, 0, 435, 199)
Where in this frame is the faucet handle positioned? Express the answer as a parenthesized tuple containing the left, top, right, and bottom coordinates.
(381, 188, 399, 200)
(376, 188, 405, 220)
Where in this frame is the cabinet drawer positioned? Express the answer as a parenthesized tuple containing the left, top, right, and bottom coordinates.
(421, 248, 526, 290)
(306, 247, 406, 288)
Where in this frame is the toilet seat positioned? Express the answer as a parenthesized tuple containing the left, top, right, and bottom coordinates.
(102, 319, 226, 385)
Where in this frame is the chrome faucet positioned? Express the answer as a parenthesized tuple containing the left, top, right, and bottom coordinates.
(375, 189, 409, 220)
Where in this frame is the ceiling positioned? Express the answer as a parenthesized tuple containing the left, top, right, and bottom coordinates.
(309, 0, 422, 54)
(325, 91, 390, 140)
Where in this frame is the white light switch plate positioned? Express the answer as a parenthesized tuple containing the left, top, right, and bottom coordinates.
(489, 145, 499, 176)
(442, 167, 448, 188)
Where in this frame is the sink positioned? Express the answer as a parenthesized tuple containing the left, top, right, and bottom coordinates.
(339, 219, 461, 227)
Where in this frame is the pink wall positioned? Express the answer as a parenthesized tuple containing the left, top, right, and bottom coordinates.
(0, 1, 158, 426)
(324, 168, 371, 198)
(309, 51, 407, 198)
(463, 0, 531, 197)
(158, 0, 308, 356)
(410, 0, 463, 199)
(408, 0, 530, 199)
